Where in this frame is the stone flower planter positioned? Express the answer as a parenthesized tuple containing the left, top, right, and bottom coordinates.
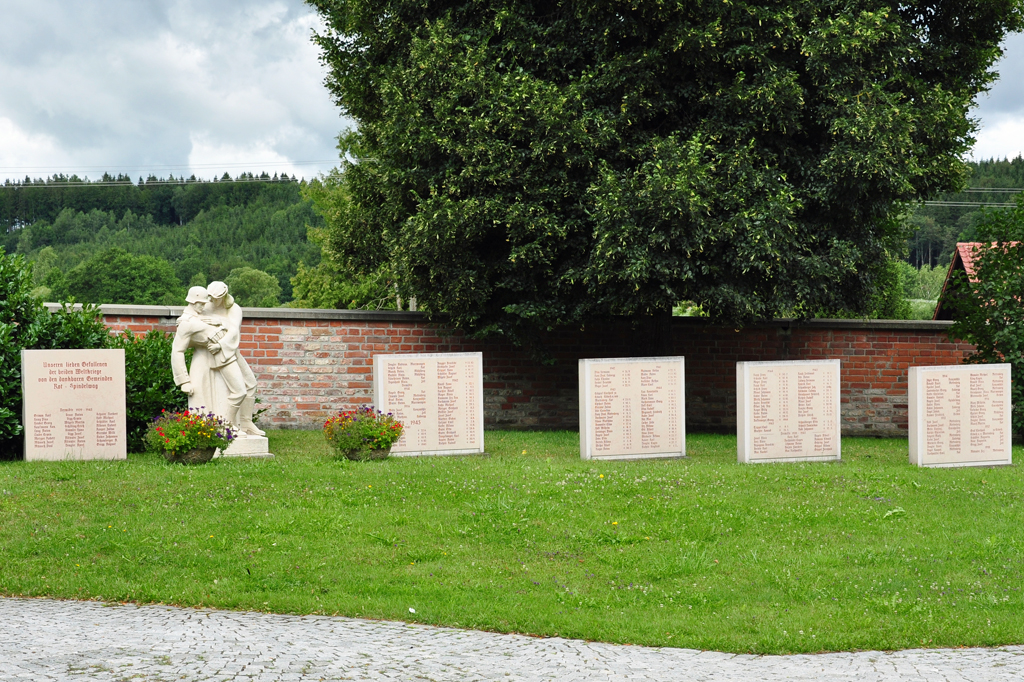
(342, 448, 390, 462)
(163, 447, 216, 465)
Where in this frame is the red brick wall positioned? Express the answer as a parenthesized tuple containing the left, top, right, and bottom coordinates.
(97, 306, 973, 437)
(670, 322, 974, 436)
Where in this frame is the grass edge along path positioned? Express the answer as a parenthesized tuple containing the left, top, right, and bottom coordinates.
(1, 430, 1023, 655)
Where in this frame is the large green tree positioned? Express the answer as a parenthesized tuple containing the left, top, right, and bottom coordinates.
(309, 0, 1023, 337)
(225, 266, 283, 308)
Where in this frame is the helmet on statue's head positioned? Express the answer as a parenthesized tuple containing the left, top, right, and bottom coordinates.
(207, 281, 229, 299)
(206, 280, 234, 307)
(185, 286, 208, 304)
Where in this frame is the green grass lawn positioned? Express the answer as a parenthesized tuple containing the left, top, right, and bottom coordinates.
(2, 431, 1023, 654)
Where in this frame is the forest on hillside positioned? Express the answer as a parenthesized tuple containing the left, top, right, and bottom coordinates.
(0, 173, 321, 306)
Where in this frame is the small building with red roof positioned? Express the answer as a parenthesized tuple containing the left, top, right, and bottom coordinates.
(933, 242, 1019, 320)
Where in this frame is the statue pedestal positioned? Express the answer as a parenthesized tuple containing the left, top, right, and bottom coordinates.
(216, 434, 274, 459)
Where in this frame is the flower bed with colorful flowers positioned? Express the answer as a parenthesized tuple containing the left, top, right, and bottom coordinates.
(323, 406, 403, 460)
(145, 408, 236, 458)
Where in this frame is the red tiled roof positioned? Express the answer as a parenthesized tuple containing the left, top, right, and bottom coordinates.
(954, 242, 982, 282)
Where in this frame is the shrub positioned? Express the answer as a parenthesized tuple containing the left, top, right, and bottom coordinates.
(0, 250, 41, 451)
(110, 330, 190, 453)
(32, 301, 115, 350)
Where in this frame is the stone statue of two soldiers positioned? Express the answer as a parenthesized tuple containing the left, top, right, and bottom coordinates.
(171, 281, 264, 437)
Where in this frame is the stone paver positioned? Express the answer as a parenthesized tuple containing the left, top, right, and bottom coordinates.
(1, 597, 1022, 681)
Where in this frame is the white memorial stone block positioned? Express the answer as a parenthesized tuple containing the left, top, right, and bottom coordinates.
(737, 359, 841, 463)
(373, 352, 484, 456)
(21, 349, 127, 461)
(908, 364, 1012, 468)
(579, 357, 685, 460)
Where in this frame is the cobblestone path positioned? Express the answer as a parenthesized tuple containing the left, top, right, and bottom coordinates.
(1, 597, 1022, 681)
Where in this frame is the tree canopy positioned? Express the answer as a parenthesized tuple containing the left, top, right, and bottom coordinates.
(226, 266, 283, 308)
(289, 174, 399, 310)
(308, 0, 1023, 337)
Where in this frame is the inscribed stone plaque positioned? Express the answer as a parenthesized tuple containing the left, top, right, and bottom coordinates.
(737, 360, 841, 463)
(578, 357, 685, 460)
(372, 352, 484, 456)
(908, 364, 1011, 467)
(21, 349, 127, 461)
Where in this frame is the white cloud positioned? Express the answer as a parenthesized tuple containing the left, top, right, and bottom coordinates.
(970, 114, 1024, 162)
(0, 0, 347, 182)
(187, 132, 304, 178)
(0, 118, 72, 179)
(969, 33, 1024, 161)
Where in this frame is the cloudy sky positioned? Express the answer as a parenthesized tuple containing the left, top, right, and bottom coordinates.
(0, 0, 343, 183)
(1, 2, 1022, 184)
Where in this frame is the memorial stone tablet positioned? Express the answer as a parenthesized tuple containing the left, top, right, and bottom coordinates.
(578, 357, 685, 460)
(372, 352, 484, 456)
(737, 359, 841, 463)
(21, 349, 127, 461)
(908, 364, 1011, 467)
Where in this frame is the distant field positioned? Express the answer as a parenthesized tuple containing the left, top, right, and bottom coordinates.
(1, 431, 1022, 654)
(907, 299, 938, 320)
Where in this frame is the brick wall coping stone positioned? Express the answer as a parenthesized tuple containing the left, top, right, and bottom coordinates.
(45, 302, 954, 333)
